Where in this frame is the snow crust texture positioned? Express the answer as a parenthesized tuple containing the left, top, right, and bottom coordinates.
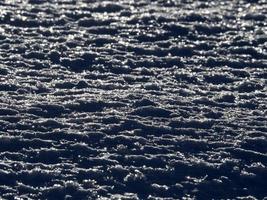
(0, 0, 266, 199)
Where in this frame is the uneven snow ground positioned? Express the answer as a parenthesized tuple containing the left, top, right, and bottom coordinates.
(0, 0, 267, 199)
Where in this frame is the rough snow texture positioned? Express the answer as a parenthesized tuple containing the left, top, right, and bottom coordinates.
(0, 0, 267, 199)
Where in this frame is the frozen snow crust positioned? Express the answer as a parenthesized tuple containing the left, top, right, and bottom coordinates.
(0, 0, 266, 199)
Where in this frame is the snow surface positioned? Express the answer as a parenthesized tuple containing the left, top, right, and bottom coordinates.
(0, 0, 266, 199)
